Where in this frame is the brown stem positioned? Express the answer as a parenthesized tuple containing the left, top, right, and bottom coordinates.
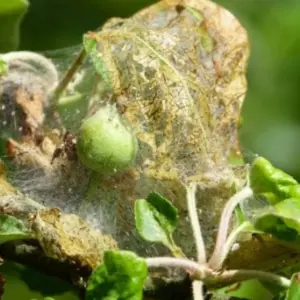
(51, 47, 87, 109)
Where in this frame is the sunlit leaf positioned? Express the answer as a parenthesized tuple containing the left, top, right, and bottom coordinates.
(85, 250, 147, 300)
(250, 157, 300, 204)
(135, 192, 178, 250)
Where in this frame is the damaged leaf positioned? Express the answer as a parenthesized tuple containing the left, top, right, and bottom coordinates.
(76, 0, 249, 255)
(1, 0, 249, 259)
(83, 0, 249, 184)
(31, 208, 118, 269)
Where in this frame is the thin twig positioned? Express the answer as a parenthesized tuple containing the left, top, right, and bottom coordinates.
(51, 47, 87, 109)
(146, 257, 291, 289)
(186, 182, 206, 263)
(218, 221, 251, 267)
(209, 186, 253, 270)
(146, 257, 208, 279)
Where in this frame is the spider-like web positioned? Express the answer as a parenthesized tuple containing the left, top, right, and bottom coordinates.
(0, 0, 250, 257)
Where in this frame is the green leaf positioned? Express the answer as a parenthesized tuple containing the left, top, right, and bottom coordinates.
(0, 0, 29, 52)
(0, 215, 31, 242)
(85, 250, 147, 300)
(254, 198, 300, 242)
(250, 157, 299, 204)
(83, 33, 113, 90)
(0, 58, 7, 76)
(285, 273, 300, 300)
(134, 192, 178, 250)
(272, 292, 286, 300)
(216, 279, 274, 299)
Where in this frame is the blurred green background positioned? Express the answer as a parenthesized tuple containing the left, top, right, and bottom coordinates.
(14, 0, 300, 179)
(1, 1, 300, 299)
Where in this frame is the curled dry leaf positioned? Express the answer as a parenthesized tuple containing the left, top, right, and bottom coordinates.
(0, 160, 118, 271)
(30, 208, 118, 269)
(96, 0, 248, 180)
(82, 0, 249, 253)
(224, 234, 300, 273)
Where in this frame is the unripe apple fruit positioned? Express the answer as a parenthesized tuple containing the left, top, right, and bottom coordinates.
(77, 105, 137, 174)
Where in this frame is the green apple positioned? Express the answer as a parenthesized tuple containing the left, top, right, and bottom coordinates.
(77, 105, 137, 174)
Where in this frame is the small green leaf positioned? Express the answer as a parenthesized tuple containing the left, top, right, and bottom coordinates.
(0, 215, 31, 242)
(85, 250, 147, 300)
(146, 193, 178, 233)
(0, 58, 7, 76)
(0, 0, 29, 51)
(250, 157, 299, 204)
(83, 33, 113, 90)
(285, 273, 300, 300)
(254, 198, 300, 242)
(134, 192, 178, 249)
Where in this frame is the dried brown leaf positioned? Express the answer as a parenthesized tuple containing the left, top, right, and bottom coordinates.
(31, 208, 118, 269)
